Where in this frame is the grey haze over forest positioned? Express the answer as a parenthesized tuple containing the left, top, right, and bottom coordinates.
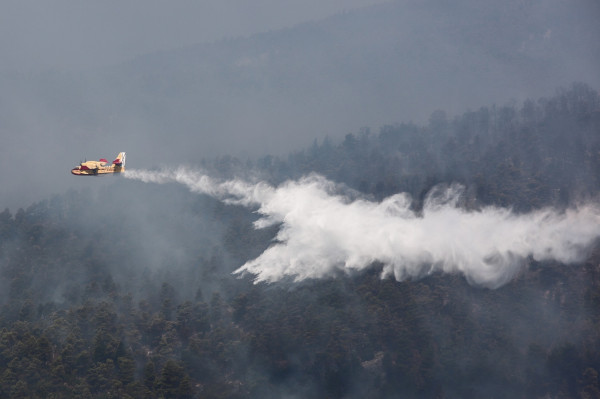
(2, 2, 600, 396)
(0, 0, 599, 209)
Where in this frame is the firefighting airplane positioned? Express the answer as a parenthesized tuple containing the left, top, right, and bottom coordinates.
(71, 152, 126, 176)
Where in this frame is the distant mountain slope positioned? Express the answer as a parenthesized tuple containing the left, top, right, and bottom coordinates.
(103, 0, 599, 158)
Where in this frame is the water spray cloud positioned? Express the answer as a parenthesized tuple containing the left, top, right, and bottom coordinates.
(125, 168, 600, 288)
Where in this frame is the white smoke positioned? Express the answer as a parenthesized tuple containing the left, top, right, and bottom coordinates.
(125, 168, 600, 288)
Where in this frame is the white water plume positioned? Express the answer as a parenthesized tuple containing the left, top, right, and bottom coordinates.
(125, 168, 600, 288)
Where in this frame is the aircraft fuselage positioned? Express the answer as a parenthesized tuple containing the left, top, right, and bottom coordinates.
(71, 152, 126, 176)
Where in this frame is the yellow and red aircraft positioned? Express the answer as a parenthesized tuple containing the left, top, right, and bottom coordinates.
(71, 152, 126, 176)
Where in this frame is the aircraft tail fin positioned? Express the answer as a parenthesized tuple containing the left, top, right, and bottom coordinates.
(113, 152, 126, 171)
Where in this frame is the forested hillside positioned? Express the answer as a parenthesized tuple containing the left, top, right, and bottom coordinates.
(1, 84, 600, 398)
(253, 83, 600, 210)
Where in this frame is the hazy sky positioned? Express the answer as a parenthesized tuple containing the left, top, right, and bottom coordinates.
(0, 0, 388, 71)
(0, 0, 598, 210)
(0, 0, 388, 209)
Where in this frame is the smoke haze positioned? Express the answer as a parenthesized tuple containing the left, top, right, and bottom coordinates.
(0, 0, 388, 71)
(1, 0, 598, 209)
(1, 1, 600, 396)
(125, 168, 600, 288)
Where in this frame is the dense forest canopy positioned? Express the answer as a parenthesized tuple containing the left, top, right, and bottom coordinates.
(0, 84, 599, 398)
